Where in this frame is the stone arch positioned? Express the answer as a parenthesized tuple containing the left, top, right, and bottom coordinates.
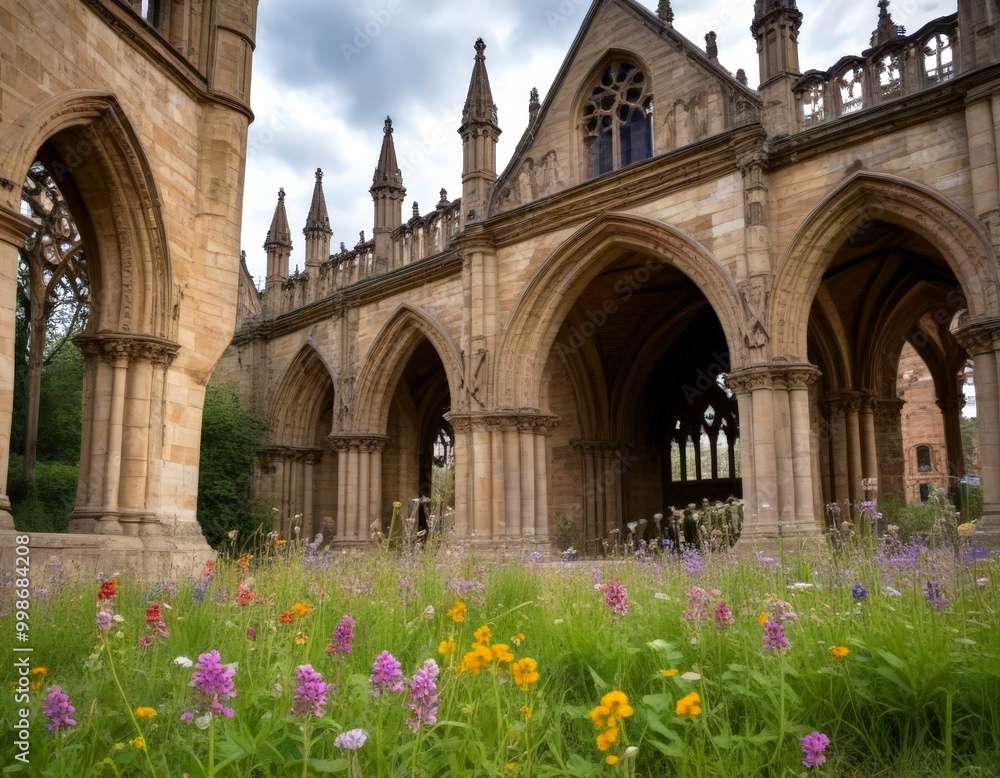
(269, 342, 336, 448)
(772, 172, 996, 358)
(353, 304, 463, 434)
(1, 90, 173, 339)
(495, 212, 745, 409)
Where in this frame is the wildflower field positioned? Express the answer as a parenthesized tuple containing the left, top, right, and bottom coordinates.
(2, 534, 999, 777)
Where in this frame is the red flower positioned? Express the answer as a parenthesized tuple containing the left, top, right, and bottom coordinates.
(280, 610, 295, 624)
(145, 603, 163, 624)
(98, 579, 118, 601)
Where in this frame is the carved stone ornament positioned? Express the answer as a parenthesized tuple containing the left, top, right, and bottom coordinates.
(75, 333, 180, 365)
(738, 275, 771, 349)
(327, 434, 390, 453)
(445, 410, 559, 434)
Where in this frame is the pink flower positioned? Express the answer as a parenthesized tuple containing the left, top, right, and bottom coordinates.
(369, 651, 404, 697)
(801, 731, 830, 767)
(714, 600, 735, 630)
(292, 664, 330, 718)
(603, 580, 630, 616)
(406, 659, 440, 732)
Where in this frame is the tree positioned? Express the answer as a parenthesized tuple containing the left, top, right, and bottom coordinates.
(197, 383, 269, 549)
(18, 161, 89, 482)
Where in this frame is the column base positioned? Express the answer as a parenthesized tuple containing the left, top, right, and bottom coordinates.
(974, 508, 1000, 554)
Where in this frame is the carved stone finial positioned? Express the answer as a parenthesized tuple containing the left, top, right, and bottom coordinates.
(657, 0, 674, 24)
(412, 201, 420, 218)
(315, 168, 323, 181)
(383, 116, 393, 134)
(736, 68, 748, 85)
(278, 187, 285, 202)
(438, 188, 449, 206)
(529, 87, 540, 124)
(474, 37, 486, 57)
(705, 31, 718, 60)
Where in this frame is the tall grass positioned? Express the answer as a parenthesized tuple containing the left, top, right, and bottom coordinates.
(1, 536, 997, 777)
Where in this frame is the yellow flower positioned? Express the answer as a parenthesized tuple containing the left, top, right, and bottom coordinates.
(830, 645, 849, 659)
(519, 705, 533, 719)
(758, 611, 769, 626)
(590, 704, 611, 729)
(290, 601, 312, 618)
(31, 667, 47, 676)
(474, 625, 492, 645)
(505, 763, 518, 773)
(511, 632, 525, 646)
(393, 501, 402, 508)
(130, 737, 145, 749)
(596, 727, 619, 751)
(447, 600, 467, 623)
(492, 643, 514, 664)
(660, 668, 678, 678)
(29, 667, 47, 693)
(599, 691, 634, 727)
(605, 754, 620, 765)
(438, 636, 457, 657)
(512, 658, 539, 691)
(676, 691, 702, 717)
(135, 706, 157, 719)
(275, 539, 287, 547)
(294, 631, 308, 645)
(459, 644, 493, 674)
(957, 522, 976, 537)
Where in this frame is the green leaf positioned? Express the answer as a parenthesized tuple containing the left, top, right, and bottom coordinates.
(309, 757, 349, 773)
(587, 664, 608, 691)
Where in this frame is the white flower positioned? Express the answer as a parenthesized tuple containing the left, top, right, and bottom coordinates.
(173, 656, 194, 668)
(422, 605, 435, 620)
(788, 582, 814, 590)
(553, 618, 564, 625)
(653, 592, 670, 600)
(681, 671, 702, 681)
(622, 746, 639, 760)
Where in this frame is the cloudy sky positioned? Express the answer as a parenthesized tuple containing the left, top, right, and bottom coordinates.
(240, 0, 947, 285)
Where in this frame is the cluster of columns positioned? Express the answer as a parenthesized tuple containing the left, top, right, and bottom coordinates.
(258, 446, 323, 539)
(819, 391, 880, 508)
(571, 440, 630, 555)
(448, 411, 556, 541)
(329, 434, 387, 541)
(727, 363, 822, 539)
(68, 334, 178, 536)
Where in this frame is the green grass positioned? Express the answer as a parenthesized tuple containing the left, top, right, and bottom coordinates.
(1, 538, 997, 777)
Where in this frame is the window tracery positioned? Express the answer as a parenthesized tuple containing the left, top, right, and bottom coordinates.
(923, 33, 953, 84)
(582, 62, 653, 179)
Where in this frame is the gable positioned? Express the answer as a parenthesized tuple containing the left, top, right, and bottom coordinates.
(491, 0, 759, 216)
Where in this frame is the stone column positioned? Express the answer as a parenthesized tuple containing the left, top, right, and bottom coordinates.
(874, 399, 906, 501)
(503, 427, 521, 537)
(843, 392, 864, 508)
(729, 368, 780, 538)
(779, 366, 822, 533)
(936, 396, 968, 488)
(0, 207, 36, 529)
(534, 428, 551, 540)
(953, 317, 1000, 548)
(860, 393, 879, 485)
(329, 435, 389, 541)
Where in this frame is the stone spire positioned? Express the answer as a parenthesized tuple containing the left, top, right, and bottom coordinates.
(303, 168, 332, 269)
(264, 187, 291, 289)
(870, 0, 904, 47)
(370, 117, 405, 272)
(657, 0, 674, 25)
(458, 38, 501, 226)
(461, 38, 499, 128)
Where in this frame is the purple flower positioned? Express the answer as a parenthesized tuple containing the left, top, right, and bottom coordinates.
(924, 580, 950, 611)
(762, 620, 790, 653)
(852, 583, 868, 603)
(715, 600, 735, 630)
(190, 649, 237, 718)
(96, 610, 113, 632)
(801, 730, 830, 767)
(180, 711, 195, 722)
(326, 615, 355, 656)
(603, 580, 630, 616)
(335, 728, 368, 751)
(407, 659, 440, 732)
(369, 651, 405, 697)
(682, 547, 704, 575)
(42, 686, 76, 733)
(292, 664, 330, 718)
(682, 586, 709, 623)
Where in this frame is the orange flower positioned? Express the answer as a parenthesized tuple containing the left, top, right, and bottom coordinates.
(596, 727, 619, 751)
(294, 631, 308, 645)
(279, 610, 295, 624)
(511, 632, 525, 646)
(660, 668, 678, 678)
(447, 600, 467, 623)
(830, 645, 849, 659)
(519, 705, 533, 719)
(605, 755, 620, 765)
(474, 625, 492, 645)
(459, 644, 493, 674)
(758, 611, 769, 626)
(438, 636, 457, 657)
(492, 643, 514, 664)
(599, 691, 634, 727)
(238, 554, 253, 572)
(512, 658, 539, 691)
(676, 691, 702, 716)
(290, 601, 312, 618)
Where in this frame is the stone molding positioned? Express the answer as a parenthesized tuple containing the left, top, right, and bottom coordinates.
(259, 445, 325, 464)
(446, 410, 559, 434)
(935, 397, 967, 413)
(75, 333, 180, 365)
(0, 205, 35, 246)
(727, 363, 820, 394)
(953, 315, 1000, 355)
(326, 434, 390, 453)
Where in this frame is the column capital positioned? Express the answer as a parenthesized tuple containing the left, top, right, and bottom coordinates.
(935, 396, 967, 414)
(260, 445, 326, 463)
(327, 434, 390, 453)
(75, 333, 180, 365)
(952, 314, 1000, 355)
(446, 409, 559, 434)
(727, 362, 819, 394)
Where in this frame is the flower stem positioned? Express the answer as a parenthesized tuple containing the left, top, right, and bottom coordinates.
(302, 719, 312, 778)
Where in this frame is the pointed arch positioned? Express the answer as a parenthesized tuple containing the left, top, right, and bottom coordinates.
(771, 172, 996, 358)
(353, 304, 463, 434)
(495, 212, 745, 408)
(1, 90, 173, 339)
(269, 342, 336, 447)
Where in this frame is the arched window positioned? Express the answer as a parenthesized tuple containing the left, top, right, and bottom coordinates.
(582, 62, 653, 179)
(924, 33, 953, 85)
(916, 445, 932, 473)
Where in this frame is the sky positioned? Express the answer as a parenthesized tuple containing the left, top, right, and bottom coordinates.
(240, 0, 949, 286)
